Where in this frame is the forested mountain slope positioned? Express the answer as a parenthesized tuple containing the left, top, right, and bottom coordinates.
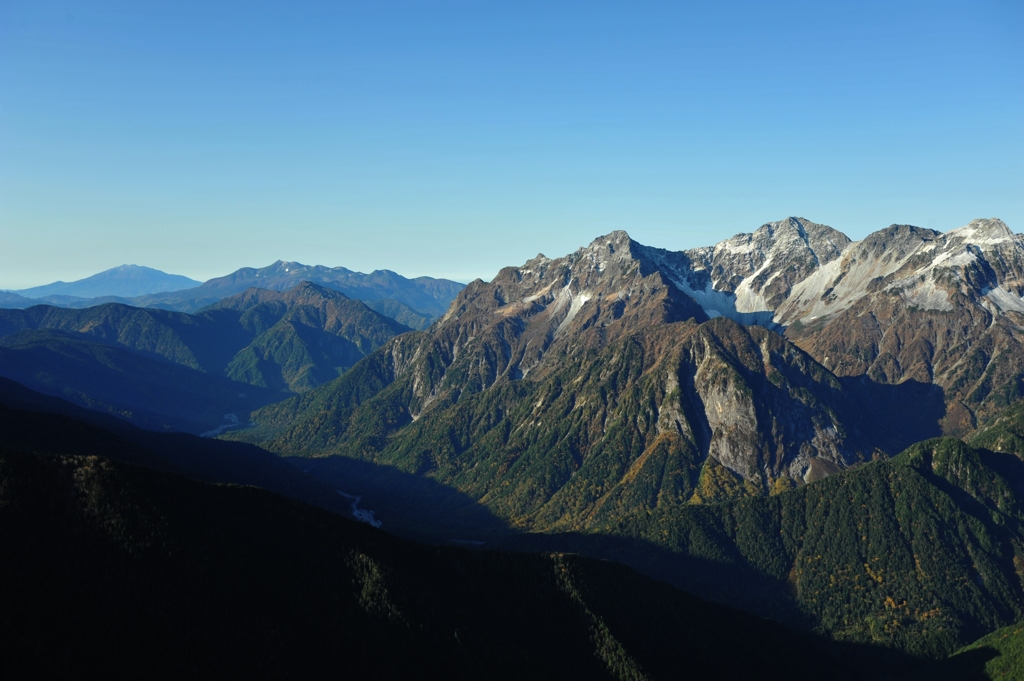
(503, 438, 1024, 658)
(202, 281, 411, 391)
(947, 620, 1024, 679)
(238, 230, 943, 502)
(0, 444, 920, 680)
(0, 330, 278, 433)
(0, 283, 411, 430)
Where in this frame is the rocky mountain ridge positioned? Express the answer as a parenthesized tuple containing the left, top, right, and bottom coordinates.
(240, 229, 924, 529)
(472, 216, 1023, 433)
(425, 216, 1022, 409)
(240, 217, 1018, 509)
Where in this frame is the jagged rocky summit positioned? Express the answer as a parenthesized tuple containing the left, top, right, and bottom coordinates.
(245, 216, 1022, 521)
(478, 216, 1024, 431)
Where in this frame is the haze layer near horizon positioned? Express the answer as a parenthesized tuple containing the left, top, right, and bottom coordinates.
(1, 0, 1021, 289)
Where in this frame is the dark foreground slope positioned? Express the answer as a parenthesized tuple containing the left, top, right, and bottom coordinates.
(0, 447, 920, 680)
(0, 378, 353, 518)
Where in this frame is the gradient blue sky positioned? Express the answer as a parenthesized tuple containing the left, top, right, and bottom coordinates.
(2, 1, 1022, 288)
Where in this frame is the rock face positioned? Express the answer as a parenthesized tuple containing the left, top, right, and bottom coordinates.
(674, 217, 852, 325)
(245, 217, 1022, 525)
(249, 229, 891, 529)
(598, 217, 1024, 435)
(786, 221, 1024, 433)
(434, 230, 709, 382)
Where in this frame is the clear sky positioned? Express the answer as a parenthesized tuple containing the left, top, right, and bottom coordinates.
(1, 1, 1022, 288)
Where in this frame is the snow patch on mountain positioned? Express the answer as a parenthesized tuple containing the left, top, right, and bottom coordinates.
(894, 278, 954, 311)
(984, 286, 1024, 314)
(947, 218, 1014, 247)
(556, 291, 591, 335)
(668, 275, 777, 327)
(932, 247, 979, 269)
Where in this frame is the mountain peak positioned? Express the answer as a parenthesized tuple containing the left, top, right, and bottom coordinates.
(575, 230, 643, 268)
(213, 281, 350, 311)
(13, 265, 201, 300)
(290, 280, 347, 299)
(588, 229, 634, 246)
(948, 218, 1014, 245)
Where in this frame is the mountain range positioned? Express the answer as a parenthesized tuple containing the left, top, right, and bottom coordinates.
(210, 216, 1024, 657)
(2, 261, 467, 330)
(241, 219, 1018, 499)
(4, 215, 1024, 676)
(0, 283, 411, 432)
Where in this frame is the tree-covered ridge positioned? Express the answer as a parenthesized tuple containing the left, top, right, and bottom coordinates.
(364, 297, 434, 330)
(246, 417, 1024, 658)
(518, 438, 1024, 658)
(0, 329, 280, 433)
(241, 315, 940, 520)
(0, 445, 915, 680)
(970, 400, 1024, 457)
(947, 619, 1024, 679)
(0, 377, 357, 517)
(0, 282, 410, 393)
(206, 281, 412, 391)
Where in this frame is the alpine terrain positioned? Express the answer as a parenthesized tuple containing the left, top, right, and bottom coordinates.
(214, 217, 1024, 662)
(4, 217, 1024, 677)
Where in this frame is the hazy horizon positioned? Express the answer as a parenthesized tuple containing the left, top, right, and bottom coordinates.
(1, 215, 1020, 291)
(2, 1, 1021, 289)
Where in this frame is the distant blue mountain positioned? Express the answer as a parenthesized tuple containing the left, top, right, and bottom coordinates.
(0, 291, 37, 309)
(1, 262, 465, 329)
(14, 265, 201, 299)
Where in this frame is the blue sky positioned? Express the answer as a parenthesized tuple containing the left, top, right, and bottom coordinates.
(1, 1, 1021, 288)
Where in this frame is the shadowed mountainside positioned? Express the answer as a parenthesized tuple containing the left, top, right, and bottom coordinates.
(1, 441, 927, 680)
(0, 377, 353, 517)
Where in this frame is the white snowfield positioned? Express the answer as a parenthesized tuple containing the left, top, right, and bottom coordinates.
(481, 217, 1021, 335)
(677, 218, 1020, 328)
(775, 218, 1020, 325)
